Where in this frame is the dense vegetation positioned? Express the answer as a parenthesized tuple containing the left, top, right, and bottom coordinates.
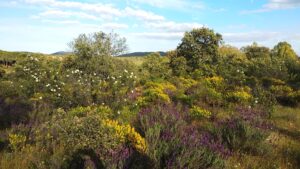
(0, 28, 300, 169)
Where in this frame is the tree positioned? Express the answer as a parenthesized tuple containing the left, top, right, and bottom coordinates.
(69, 31, 128, 59)
(242, 42, 270, 60)
(141, 53, 171, 80)
(271, 42, 297, 61)
(177, 28, 223, 70)
(168, 50, 188, 76)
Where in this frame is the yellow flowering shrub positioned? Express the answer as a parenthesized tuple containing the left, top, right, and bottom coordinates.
(103, 119, 146, 153)
(204, 76, 225, 90)
(227, 87, 252, 103)
(189, 106, 212, 119)
(137, 82, 176, 106)
(175, 77, 197, 89)
(270, 85, 293, 96)
(8, 133, 27, 151)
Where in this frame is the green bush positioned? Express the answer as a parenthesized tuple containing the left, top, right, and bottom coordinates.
(189, 106, 212, 119)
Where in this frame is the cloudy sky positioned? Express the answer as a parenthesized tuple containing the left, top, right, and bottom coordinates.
(0, 0, 300, 54)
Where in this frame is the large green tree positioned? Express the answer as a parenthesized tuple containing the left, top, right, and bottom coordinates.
(242, 42, 271, 60)
(177, 28, 223, 70)
(69, 31, 128, 60)
(271, 41, 297, 60)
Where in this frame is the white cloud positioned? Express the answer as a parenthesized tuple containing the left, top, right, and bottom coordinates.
(23, 0, 166, 22)
(42, 19, 80, 24)
(242, 0, 300, 13)
(124, 7, 165, 22)
(131, 0, 205, 10)
(41, 19, 128, 29)
(132, 32, 183, 40)
(24, 0, 122, 19)
(145, 21, 203, 32)
(264, 0, 300, 10)
(37, 10, 100, 20)
(100, 23, 129, 30)
(223, 31, 280, 43)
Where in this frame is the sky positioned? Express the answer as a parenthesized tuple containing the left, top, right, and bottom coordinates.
(0, 0, 300, 54)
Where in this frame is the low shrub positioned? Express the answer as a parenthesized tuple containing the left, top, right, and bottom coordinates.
(189, 106, 212, 119)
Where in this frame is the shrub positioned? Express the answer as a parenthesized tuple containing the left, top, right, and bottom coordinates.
(136, 105, 225, 169)
(214, 118, 268, 155)
(189, 106, 212, 119)
(103, 119, 146, 153)
(226, 87, 252, 104)
(31, 106, 148, 168)
(270, 85, 293, 96)
(137, 82, 176, 107)
(8, 133, 27, 151)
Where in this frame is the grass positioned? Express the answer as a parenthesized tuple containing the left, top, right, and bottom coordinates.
(226, 106, 300, 169)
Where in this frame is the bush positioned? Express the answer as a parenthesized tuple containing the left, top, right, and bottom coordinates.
(137, 82, 176, 107)
(214, 118, 268, 155)
(226, 87, 252, 104)
(21, 106, 148, 168)
(8, 133, 27, 151)
(136, 105, 225, 169)
(189, 106, 212, 119)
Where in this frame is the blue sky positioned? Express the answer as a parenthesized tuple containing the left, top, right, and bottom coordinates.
(0, 0, 300, 54)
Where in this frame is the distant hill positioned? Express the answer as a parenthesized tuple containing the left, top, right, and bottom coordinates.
(119, 51, 166, 57)
(51, 51, 72, 55)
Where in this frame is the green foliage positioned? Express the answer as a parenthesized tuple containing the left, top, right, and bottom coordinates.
(8, 133, 26, 151)
(214, 119, 268, 154)
(168, 50, 188, 76)
(242, 42, 271, 60)
(137, 81, 176, 107)
(226, 87, 252, 104)
(177, 27, 222, 70)
(140, 52, 171, 80)
(69, 31, 128, 59)
(1, 29, 300, 169)
(272, 41, 298, 61)
(189, 106, 212, 119)
(137, 105, 224, 169)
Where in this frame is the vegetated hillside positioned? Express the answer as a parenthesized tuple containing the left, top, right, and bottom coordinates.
(51, 51, 73, 55)
(119, 51, 167, 57)
(1, 28, 300, 169)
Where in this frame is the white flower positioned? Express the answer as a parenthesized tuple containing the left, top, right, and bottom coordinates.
(124, 69, 128, 73)
(117, 111, 121, 114)
(39, 96, 43, 100)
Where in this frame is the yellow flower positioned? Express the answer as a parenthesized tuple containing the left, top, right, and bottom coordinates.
(190, 106, 212, 119)
(8, 133, 27, 150)
(103, 119, 147, 153)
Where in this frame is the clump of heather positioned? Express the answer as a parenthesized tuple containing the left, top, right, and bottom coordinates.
(237, 106, 273, 130)
(212, 116, 270, 155)
(136, 104, 225, 169)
